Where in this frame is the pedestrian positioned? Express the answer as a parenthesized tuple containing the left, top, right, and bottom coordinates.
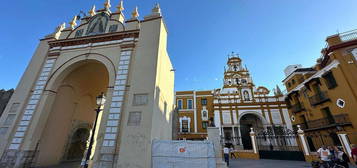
(329, 146, 336, 162)
(230, 146, 237, 159)
(223, 145, 230, 166)
(336, 147, 349, 168)
(317, 145, 332, 168)
(351, 144, 357, 166)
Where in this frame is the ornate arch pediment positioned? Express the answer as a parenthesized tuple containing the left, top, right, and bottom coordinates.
(86, 12, 110, 36)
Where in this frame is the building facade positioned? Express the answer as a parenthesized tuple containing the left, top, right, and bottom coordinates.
(176, 53, 292, 150)
(283, 30, 357, 152)
(0, 1, 175, 168)
(0, 89, 14, 118)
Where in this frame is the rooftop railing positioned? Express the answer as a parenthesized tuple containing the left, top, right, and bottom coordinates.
(294, 114, 351, 131)
(339, 29, 357, 42)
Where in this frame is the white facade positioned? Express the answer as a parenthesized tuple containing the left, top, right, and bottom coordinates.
(0, 2, 174, 168)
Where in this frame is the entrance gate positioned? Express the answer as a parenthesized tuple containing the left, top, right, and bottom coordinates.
(256, 128, 305, 161)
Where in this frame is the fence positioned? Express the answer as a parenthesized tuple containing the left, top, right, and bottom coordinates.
(152, 139, 216, 168)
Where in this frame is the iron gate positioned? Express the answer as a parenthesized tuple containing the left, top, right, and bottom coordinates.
(256, 128, 305, 161)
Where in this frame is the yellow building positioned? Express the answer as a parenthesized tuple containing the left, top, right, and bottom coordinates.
(283, 29, 357, 151)
(176, 53, 291, 150)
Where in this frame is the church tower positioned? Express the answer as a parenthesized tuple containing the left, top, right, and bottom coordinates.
(222, 52, 256, 101)
(0, 1, 174, 168)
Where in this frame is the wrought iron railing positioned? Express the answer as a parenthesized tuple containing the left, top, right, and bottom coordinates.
(334, 113, 351, 124)
(308, 91, 330, 106)
(294, 114, 351, 130)
(290, 103, 305, 113)
(340, 29, 357, 42)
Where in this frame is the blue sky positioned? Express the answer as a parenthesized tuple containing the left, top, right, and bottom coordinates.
(1, 0, 357, 92)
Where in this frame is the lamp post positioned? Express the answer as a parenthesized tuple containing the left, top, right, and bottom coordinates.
(83, 92, 106, 168)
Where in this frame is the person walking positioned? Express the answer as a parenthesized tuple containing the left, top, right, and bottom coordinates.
(230, 146, 237, 159)
(336, 147, 349, 168)
(317, 145, 332, 168)
(351, 144, 357, 166)
(223, 146, 230, 166)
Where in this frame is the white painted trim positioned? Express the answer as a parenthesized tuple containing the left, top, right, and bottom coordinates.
(299, 134, 310, 155)
(193, 91, 197, 133)
(287, 60, 340, 94)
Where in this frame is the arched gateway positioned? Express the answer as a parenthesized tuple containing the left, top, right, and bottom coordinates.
(0, 2, 175, 168)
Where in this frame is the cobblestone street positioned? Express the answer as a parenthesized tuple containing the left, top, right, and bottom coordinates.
(229, 159, 311, 168)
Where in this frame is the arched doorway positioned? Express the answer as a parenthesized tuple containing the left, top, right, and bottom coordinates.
(35, 60, 109, 167)
(239, 114, 263, 150)
(64, 127, 90, 161)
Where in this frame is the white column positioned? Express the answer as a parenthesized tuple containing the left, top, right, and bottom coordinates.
(179, 118, 182, 133)
(188, 117, 191, 133)
(232, 126, 236, 145)
(250, 128, 258, 154)
(338, 133, 352, 157)
(214, 110, 222, 135)
(193, 91, 197, 133)
(237, 126, 242, 145)
(297, 125, 310, 156)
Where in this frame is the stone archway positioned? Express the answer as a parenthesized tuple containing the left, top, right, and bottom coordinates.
(238, 112, 266, 150)
(64, 127, 90, 161)
(35, 60, 109, 167)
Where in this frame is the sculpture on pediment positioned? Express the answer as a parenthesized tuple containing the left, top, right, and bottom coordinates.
(86, 13, 109, 35)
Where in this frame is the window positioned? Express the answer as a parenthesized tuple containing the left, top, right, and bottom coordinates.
(127, 112, 142, 126)
(201, 98, 207, 105)
(187, 99, 193, 109)
(300, 115, 308, 129)
(202, 121, 208, 129)
(182, 120, 189, 132)
(202, 111, 208, 118)
(321, 107, 335, 124)
(74, 29, 84, 37)
(292, 79, 295, 85)
(109, 24, 118, 33)
(177, 99, 183, 109)
(133, 94, 148, 106)
(306, 136, 316, 152)
(288, 82, 291, 88)
(323, 71, 337, 89)
(337, 99, 345, 108)
(222, 111, 232, 124)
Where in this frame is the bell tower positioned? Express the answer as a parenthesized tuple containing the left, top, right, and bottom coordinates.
(222, 52, 254, 100)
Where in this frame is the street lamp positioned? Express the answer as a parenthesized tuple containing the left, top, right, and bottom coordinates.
(83, 92, 106, 168)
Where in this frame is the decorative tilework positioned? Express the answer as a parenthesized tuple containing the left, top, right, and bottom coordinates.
(8, 58, 56, 150)
(101, 50, 133, 148)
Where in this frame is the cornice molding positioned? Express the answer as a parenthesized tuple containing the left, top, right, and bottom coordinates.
(48, 30, 139, 48)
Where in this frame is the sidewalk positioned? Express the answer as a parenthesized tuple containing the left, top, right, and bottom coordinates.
(229, 159, 311, 168)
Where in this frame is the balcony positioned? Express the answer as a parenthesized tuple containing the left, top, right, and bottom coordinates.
(309, 91, 330, 106)
(289, 103, 305, 113)
(294, 114, 352, 131)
